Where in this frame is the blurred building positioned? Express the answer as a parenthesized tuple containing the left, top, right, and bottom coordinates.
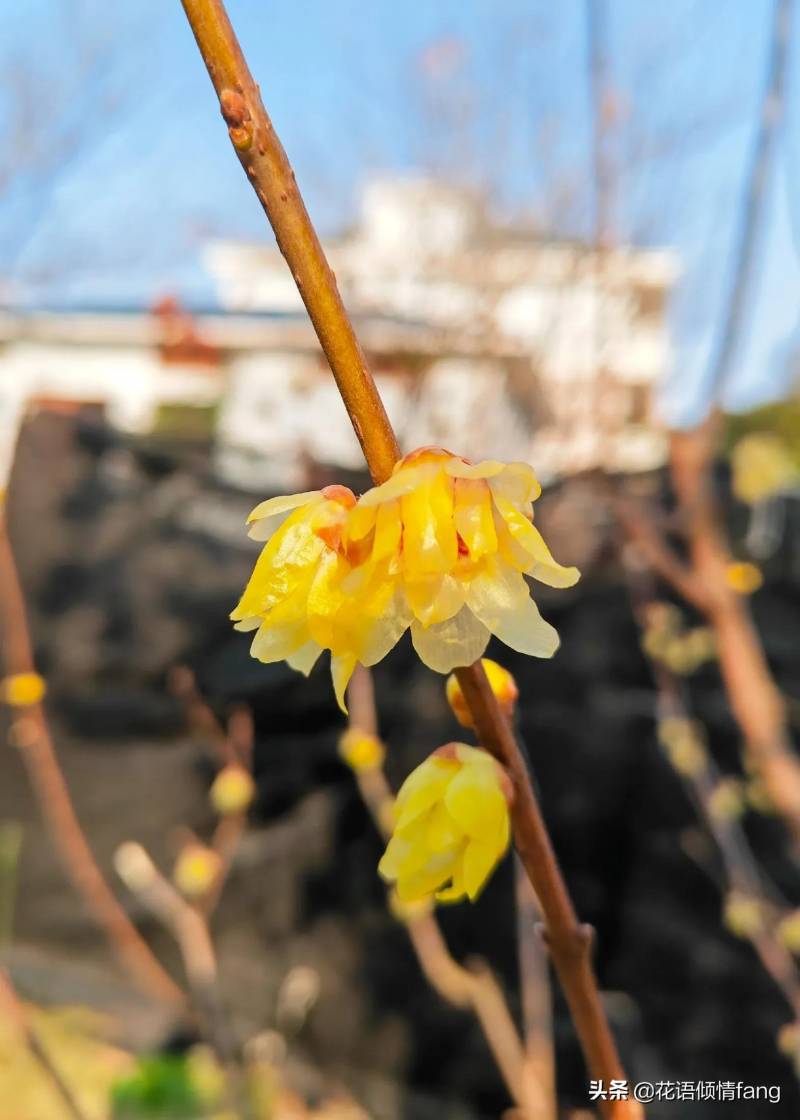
(0, 178, 677, 489)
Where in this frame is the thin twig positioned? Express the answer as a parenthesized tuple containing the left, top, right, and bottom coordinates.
(0, 518, 184, 1007)
(625, 566, 800, 1030)
(114, 843, 250, 1118)
(0, 968, 90, 1120)
(177, 6, 633, 1110)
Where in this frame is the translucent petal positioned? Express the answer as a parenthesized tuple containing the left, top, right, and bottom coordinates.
(394, 756, 458, 829)
(463, 839, 504, 899)
(396, 850, 461, 902)
(444, 458, 507, 480)
(287, 640, 322, 676)
(492, 496, 579, 587)
(232, 511, 324, 620)
(488, 463, 542, 505)
(372, 500, 403, 562)
(357, 462, 439, 507)
(232, 616, 261, 632)
(426, 802, 463, 853)
(250, 618, 308, 664)
(410, 607, 490, 673)
(405, 573, 466, 627)
(466, 565, 560, 658)
(246, 491, 321, 541)
(400, 471, 458, 578)
(331, 652, 357, 713)
(444, 762, 508, 841)
(454, 477, 498, 560)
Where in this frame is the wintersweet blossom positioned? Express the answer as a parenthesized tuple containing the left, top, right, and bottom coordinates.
(348, 448, 579, 674)
(230, 485, 408, 710)
(378, 743, 512, 904)
(232, 448, 578, 710)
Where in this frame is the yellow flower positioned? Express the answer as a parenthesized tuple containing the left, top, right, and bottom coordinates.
(350, 448, 578, 675)
(1, 671, 46, 707)
(338, 728, 385, 772)
(232, 449, 578, 711)
(173, 843, 221, 899)
(446, 658, 518, 728)
(725, 561, 763, 595)
(731, 432, 798, 505)
(378, 743, 512, 904)
(231, 485, 404, 709)
(210, 765, 255, 815)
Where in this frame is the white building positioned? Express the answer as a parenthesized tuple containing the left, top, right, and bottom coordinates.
(0, 178, 677, 489)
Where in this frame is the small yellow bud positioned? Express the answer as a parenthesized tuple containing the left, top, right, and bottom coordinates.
(387, 888, 434, 923)
(707, 779, 746, 822)
(777, 910, 800, 953)
(210, 765, 255, 816)
(1, 672, 46, 708)
(338, 728, 385, 772)
(725, 561, 763, 595)
(777, 1022, 800, 1057)
(174, 843, 221, 899)
(445, 659, 519, 729)
(724, 892, 764, 939)
(658, 717, 707, 777)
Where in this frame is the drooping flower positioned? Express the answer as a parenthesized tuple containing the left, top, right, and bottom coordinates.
(232, 448, 578, 710)
(349, 448, 579, 675)
(378, 743, 512, 903)
(230, 485, 409, 709)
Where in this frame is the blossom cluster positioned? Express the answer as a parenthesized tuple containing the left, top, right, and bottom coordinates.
(232, 447, 578, 708)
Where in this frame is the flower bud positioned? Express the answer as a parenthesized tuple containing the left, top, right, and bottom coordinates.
(338, 728, 385, 773)
(445, 659, 519, 729)
(725, 561, 763, 595)
(707, 779, 746, 822)
(724, 892, 764, 939)
(1, 672, 46, 708)
(210, 765, 255, 816)
(173, 843, 221, 899)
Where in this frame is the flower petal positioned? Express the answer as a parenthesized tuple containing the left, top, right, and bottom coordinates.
(246, 491, 322, 541)
(444, 762, 508, 841)
(406, 573, 466, 627)
(462, 838, 504, 899)
(492, 497, 579, 587)
(331, 653, 357, 713)
(410, 606, 490, 673)
(287, 640, 323, 676)
(454, 478, 498, 561)
(357, 462, 439, 507)
(466, 564, 560, 658)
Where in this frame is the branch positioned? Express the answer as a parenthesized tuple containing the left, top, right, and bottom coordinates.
(178, 4, 634, 1111)
(0, 518, 184, 1008)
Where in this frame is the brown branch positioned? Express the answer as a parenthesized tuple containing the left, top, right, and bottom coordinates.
(0, 518, 184, 1007)
(177, 4, 634, 1111)
(669, 424, 800, 842)
(0, 969, 89, 1120)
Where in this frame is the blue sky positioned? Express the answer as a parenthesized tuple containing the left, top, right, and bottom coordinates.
(2, 0, 799, 425)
